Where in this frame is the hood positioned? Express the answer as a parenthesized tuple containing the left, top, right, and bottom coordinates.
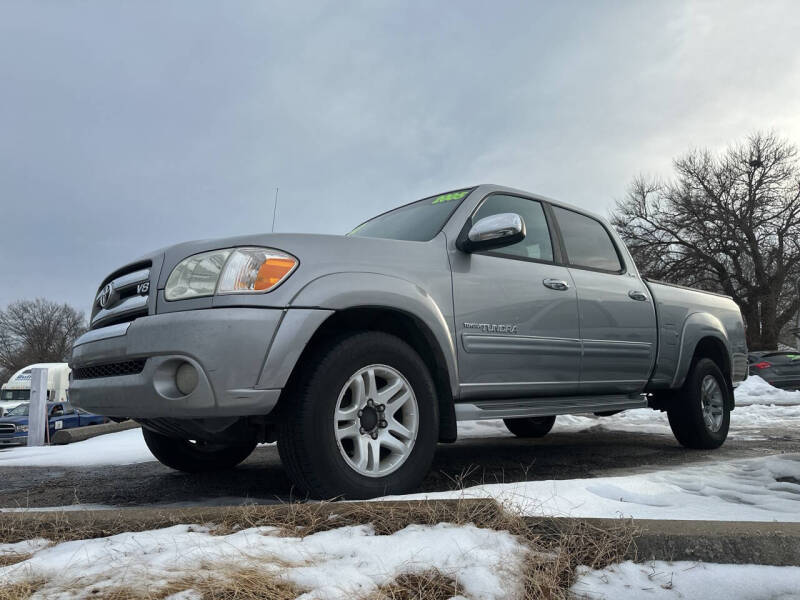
(155, 232, 450, 297)
(0, 415, 28, 425)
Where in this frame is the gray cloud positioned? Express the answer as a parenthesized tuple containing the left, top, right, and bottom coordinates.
(2, 1, 799, 314)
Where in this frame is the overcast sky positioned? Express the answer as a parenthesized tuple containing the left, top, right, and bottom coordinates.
(2, 1, 799, 314)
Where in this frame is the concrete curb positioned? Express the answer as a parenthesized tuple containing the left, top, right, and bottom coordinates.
(51, 420, 140, 445)
(536, 517, 800, 567)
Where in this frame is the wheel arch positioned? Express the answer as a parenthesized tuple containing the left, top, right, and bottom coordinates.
(278, 273, 460, 442)
(672, 312, 734, 409)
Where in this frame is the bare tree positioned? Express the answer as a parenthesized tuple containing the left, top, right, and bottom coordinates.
(0, 299, 86, 382)
(612, 132, 800, 350)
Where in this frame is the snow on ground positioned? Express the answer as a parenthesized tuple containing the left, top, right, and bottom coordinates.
(383, 453, 800, 521)
(0, 538, 51, 557)
(735, 375, 800, 406)
(0, 428, 155, 467)
(0, 504, 116, 513)
(571, 560, 800, 599)
(1, 523, 528, 600)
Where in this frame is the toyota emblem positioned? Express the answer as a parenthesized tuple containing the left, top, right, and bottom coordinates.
(98, 283, 113, 309)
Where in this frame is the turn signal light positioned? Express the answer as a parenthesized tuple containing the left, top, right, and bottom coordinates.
(255, 257, 298, 290)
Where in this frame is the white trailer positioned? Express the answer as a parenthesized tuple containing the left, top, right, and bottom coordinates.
(0, 363, 71, 416)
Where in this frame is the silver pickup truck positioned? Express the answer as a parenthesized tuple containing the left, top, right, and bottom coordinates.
(71, 184, 748, 498)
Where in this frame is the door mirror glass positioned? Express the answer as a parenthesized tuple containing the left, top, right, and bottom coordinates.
(458, 213, 526, 253)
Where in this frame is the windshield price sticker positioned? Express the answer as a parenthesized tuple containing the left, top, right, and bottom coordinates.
(431, 190, 469, 205)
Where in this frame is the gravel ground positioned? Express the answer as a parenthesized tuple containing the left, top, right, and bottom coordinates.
(1, 424, 798, 509)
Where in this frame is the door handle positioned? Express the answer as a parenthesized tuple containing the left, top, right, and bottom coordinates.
(543, 278, 570, 291)
(628, 290, 648, 301)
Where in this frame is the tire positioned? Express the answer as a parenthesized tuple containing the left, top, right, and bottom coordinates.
(667, 357, 731, 449)
(503, 416, 556, 438)
(142, 428, 256, 473)
(277, 331, 438, 499)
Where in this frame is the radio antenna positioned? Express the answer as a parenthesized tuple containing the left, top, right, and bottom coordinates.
(271, 187, 279, 232)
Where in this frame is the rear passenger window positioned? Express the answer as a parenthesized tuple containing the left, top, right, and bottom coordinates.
(553, 207, 623, 272)
(472, 195, 554, 262)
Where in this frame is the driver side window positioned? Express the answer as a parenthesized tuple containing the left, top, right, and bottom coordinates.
(472, 194, 554, 262)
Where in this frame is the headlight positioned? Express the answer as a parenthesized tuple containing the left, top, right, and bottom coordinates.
(165, 249, 232, 301)
(16, 425, 28, 433)
(165, 247, 298, 301)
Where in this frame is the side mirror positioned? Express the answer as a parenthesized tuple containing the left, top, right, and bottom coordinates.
(51, 410, 64, 417)
(457, 213, 526, 253)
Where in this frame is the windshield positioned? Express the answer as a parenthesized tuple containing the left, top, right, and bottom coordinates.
(1, 389, 30, 403)
(348, 188, 473, 241)
(6, 403, 29, 416)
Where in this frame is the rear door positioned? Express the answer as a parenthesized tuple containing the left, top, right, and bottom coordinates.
(451, 193, 581, 399)
(550, 206, 657, 394)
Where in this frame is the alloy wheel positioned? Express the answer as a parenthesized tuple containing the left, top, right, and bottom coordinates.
(700, 374, 725, 433)
(333, 364, 419, 477)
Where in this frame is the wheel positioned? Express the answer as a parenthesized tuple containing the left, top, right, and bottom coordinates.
(277, 331, 438, 499)
(503, 416, 556, 438)
(667, 357, 731, 449)
(142, 428, 256, 473)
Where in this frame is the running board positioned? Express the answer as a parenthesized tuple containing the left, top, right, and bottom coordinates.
(454, 394, 647, 421)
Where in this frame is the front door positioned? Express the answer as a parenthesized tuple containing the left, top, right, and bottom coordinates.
(451, 193, 581, 399)
(550, 206, 657, 394)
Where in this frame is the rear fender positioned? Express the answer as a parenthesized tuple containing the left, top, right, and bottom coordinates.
(672, 312, 731, 389)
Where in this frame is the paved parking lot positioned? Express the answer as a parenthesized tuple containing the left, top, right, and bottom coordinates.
(1, 424, 798, 509)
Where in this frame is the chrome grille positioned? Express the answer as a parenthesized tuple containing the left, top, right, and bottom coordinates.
(90, 262, 152, 330)
(0, 424, 16, 434)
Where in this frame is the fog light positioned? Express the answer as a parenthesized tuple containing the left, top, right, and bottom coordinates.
(175, 362, 199, 396)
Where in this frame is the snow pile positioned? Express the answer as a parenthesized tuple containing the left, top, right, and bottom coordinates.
(1, 523, 527, 600)
(0, 427, 155, 467)
(384, 454, 800, 521)
(0, 538, 51, 557)
(735, 375, 800, 406)
(571, 561, 800, 599)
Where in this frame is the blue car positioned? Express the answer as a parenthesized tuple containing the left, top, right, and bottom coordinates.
(0, 402, 107, 446)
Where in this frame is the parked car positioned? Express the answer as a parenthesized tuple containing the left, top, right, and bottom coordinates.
(748, 352, 800, 390)
(70, 184, 748, 498)
(0, 402, 107, 446)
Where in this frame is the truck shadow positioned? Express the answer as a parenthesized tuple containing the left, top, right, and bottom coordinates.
(1, 429, 770, 509)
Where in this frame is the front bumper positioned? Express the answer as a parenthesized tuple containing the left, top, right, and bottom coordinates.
(0, 435, 26, 446)
(70, 308, 292, 419)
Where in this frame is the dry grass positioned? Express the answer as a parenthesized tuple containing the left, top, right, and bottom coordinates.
(84, 566, 301, 600)
(0, 553, 31, 568)
(370, 570, 462, 600)
(0, 499, 635, 600)
(0, 499, 513, 544)
(173, 566, 300, 600)
(0, 580, 44, 600)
